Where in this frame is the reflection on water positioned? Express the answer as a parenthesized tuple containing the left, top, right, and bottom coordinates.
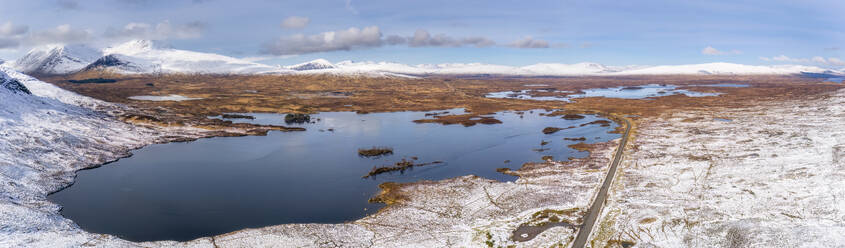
(49, 109, 619, 242)
(568, 84, 720, 99)
(485, 84, 721, 101)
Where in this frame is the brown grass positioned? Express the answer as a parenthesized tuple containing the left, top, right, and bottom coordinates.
(363, 159, 444, 178)
(36, 72, 843, 133)
(358, 147, 394, 157)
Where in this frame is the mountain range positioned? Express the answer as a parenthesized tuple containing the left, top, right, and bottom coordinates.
(7, 40, 844, 77)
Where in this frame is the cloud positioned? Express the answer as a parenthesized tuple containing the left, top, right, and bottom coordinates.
(384, 35, 406, 45)
(508, 36, 549, 48)
(260, 27, 497, 55)
(0, 22, 28, 36)
(701, 46, 741, 55)
(281, 16, 310, 29)
(261, 26, 383, 55)
(760, 55, 844, 66)
(104, 20, 205, 40)
(408, 29, 494, 47)
(27, 24, 91, 45)
(56, 0, 79, 10)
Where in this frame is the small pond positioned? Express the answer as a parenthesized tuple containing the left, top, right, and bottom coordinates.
(49, 109, 619, 242)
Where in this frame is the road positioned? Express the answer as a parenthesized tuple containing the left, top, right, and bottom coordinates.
(571, 117, 632, 248)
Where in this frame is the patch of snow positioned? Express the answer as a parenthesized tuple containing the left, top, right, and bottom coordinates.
(128, 94, 203, 101)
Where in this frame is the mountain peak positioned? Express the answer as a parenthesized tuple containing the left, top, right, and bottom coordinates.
(13, 44, 101, 75)
(287, 59, 336, 71)
(104, 39, 171, 55)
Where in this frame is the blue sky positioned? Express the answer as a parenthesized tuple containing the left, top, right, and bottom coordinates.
(0, 0, 843, 67)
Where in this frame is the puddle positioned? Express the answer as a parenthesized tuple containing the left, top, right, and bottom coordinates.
(49, 109, 619, 242)
(825, 77, 844, 83)
(714, 118, 733, 122)
(485, 90, 573, 102)
(694, 83, 749, 88)
(128, 95, 202, 101)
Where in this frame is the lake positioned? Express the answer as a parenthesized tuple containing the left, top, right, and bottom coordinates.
(48, 109, 620, 242)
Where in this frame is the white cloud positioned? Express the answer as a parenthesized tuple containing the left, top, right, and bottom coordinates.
(261, 26, 383, 55)
(701, 46, 741, 55)
(509, 36, 549, 48)
(281, 16, 310, 29)
(27, 24, 91, 45)
(408, 29, 494, 47)
(0, 22, 28, 36)
(760, 55, 844, 66)
(104, 20, 205, 41)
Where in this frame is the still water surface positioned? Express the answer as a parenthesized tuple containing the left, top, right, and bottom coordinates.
(49, 109, 619, 242)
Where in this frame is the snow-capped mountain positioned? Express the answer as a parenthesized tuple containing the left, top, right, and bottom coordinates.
(95, 40, 287, 74)
(292, 60, 839, 77)
(82, 54, 156, 73)
(286, 59, 335, 71)
(10, 40, 842, 77)
(12, 44, 101, 75)
(614, 62, 835, 75)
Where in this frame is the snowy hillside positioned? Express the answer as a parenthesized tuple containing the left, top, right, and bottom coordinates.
(286, 59, 335, 71)
(11, 44, 101, 75)
(99, 40, 287, 74)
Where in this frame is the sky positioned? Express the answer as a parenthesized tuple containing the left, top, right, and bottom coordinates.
(0, 0, 843, 67)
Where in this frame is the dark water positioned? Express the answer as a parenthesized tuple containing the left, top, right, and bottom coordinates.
(48, 109, 619, 242)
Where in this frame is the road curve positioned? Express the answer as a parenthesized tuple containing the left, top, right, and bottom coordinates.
(571, 117, 631, 248)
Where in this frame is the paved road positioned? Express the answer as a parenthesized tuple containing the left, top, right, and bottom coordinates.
(571, 117, 631, 248)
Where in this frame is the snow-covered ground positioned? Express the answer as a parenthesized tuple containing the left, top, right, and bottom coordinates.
(591, 90, 845, 247)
